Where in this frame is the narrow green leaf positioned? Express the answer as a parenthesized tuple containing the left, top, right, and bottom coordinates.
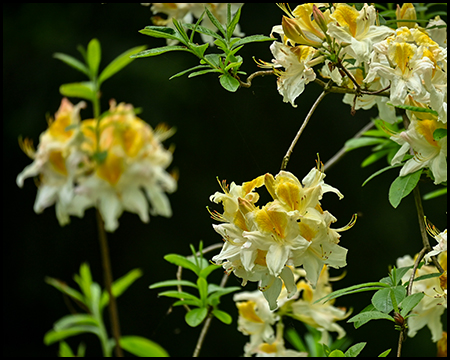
(347, 311, 394, 328)
(207, 286, 241, 306)
(231, 35, 275, 49)
(387, 102, 438, 116)
(212, 309, 232, 324)
(188, 68, 222, 78)
(139, 26, 181, 42)
(344, 342, 367, 357)
(197, 277, 208, 304)
(100, 268, 143, 310)
(164, 254, 199, 275)
(189, 43, 210, 58)
(59, 82, 96, 102)
(199, 264, 220, 279)
(285, 328, 308, 353)
(157, 290, 202, 307)
(53, 314, 98, 331)
(74, 263, 93, 300)
(44, 326, 100, 346)
(169, 65, 210, 80)
(423, 187, 447, 200)
(185, 307, 208, 327)
(149, 279, 197, 289)
(45, 277, 85, 304)
(219, 73, 240, 92)
(53, 53, 90, 77)
(205, 6, 226, 37)
(388, 169, 423, 208)
(120, 336, 169, 357)
(86, 38, 101, 78)
(314, 282, 389, 304)
(130, 46, 189, 59)
(378, 349, 392, 357)
(226, 4, 242, 41)
(399, 293, 425, 317)
(352, 304, 376, 329)
(361, 149, 391, 168)
(98, 45, 147, 85)
(344, 137, 386, 151)
(183, 23, 224, 41)
(362, 163, 403, 187)
(433, 128, 447, 141)
(371, 286, 406, 313)
(58, 341, 75, 357)
(328, 349, 346, 357)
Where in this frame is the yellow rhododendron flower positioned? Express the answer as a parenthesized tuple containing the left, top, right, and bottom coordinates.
(17, 98, 177, 232)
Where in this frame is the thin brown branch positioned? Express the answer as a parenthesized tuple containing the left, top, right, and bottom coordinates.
(237, 70, 275, 88)
(96, 209, 123, 357)
(281, 88, 328, 170)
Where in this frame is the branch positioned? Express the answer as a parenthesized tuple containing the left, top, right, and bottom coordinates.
(237, 70, 275, 88)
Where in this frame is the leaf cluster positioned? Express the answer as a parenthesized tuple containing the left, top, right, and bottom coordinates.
(150, 242, 240, 327)
(44, 263, 168, 357)
(315, 264, 441, 332)
(133, 4, 273, 92)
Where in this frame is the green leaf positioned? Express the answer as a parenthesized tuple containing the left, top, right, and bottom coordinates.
(205, 6, 226, 37)
(164, 254, 199, 275)
(58, 341, 75, 357)
(328, 349, 346, 357)
(388, 169, 423, 208)
(207, 286, 241, 306)
(74, 263, 93, 300)
(423, 187, 447, 200)
(169, 65, 210, 80)
(399, 293, 425, 317)
(157, 290, 202, 307)
(197, 277, 208, 305)
(347, 311, 394, 329)
(100, 268, 143, 310)
(361, 149, 391, 168)
(53, 314, 98, 331)
(183, 23, 224, 41)
(185, 307, 208, 327)
(199, 264, 220, 279)
(362, 163, 403, 187)
(189, 43, 210, 58)
(139, 26, 182, 42)
(45, 277, 85, 304)
(44, 326, 101, 346)
(371, 286, 406, 313)
(188, 68, 222, 78)
(226, 4, 242, 41)
(285, 328, 308, 353)
(98, 45, 147, 85)
(345, 342, 366, 357)
(212, 309, 232, 324)
(59, 82, 96, 102)
(344, 137, 386, 151)
(130, 46, 190, 59)
(231, 35, 275, 49)
(314, 282, 389, 305)
(219, 73, 240, 92)
(86, 38, 101, 78)
(352, 304, 376, 329)
(378, 349, 392, 357)
(149, 279, 197, 289)
(433, 128, 447, 141)
(53, 53, 90, 77)
(120, 336, 169, 357)
(386, 102, 438, 116)
(171, 17, 190, 44)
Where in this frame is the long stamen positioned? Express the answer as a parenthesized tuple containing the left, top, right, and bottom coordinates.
(335, 213, 357, 232)
(206, 206, 227, 222)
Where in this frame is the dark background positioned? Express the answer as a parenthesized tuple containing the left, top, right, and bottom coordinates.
(3, 3, 446, 357)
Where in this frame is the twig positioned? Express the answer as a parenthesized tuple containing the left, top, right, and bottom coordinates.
(323, 121, 375, 172)
(313, 78, 391, 97)
(96, 209, 123, 357)
(281, 88, 328, 170)
(192, 273, 229, 357)
(237, 70, 275, 88)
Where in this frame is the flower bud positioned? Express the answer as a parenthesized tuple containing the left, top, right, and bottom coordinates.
(396, 3, 417, 29)
(282, 15, 306, 45)
(312, 4, 328, 34)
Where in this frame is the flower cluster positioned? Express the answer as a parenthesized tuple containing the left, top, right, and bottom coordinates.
(397, 250, 447, 342)
(233, 266, 349, 356)
(262, 3, 447, 184)
(209, 161, 355, 310)
(17, 98, 177, 232)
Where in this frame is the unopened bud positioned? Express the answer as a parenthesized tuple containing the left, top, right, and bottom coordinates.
(282, 15, 306, 45)
(312, 4, 328, 34)
(238, 197, 255, 215)
(396, 3, 417, 29)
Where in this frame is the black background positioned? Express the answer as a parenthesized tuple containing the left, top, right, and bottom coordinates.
(3, 3, 446, 357)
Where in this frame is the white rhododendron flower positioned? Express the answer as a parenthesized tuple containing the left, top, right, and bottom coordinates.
(210, 162, 354, 310)
(17, 98, 177, 232)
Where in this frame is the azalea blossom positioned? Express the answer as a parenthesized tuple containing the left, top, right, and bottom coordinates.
(327, 3, 395, 65)
(390, 114, 447, 184)
(210, 163, 353, 310)
(424, 219, 447, 264)
(17, 98, 177, 232)
(397, 254, 447, 342)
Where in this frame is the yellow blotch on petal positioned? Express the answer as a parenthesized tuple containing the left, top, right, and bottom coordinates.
(255, 249, 268, 267)
(416, 119, 446, 147)
(236, 300, 264, 323)
(332, 4, 358, 37)
(389, 42, 416, 75)
(49, 151, 67, 176)
(299, 222, 316, 242)
(255, 208, 287, 240)
(97, 152, 123, 186)
(259, 343, 277, 353)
